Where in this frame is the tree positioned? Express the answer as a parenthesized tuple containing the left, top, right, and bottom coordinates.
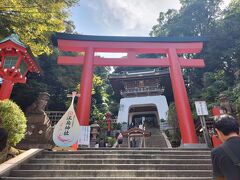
(150, 9, 179, 37)
(150, 0, 240, 120)
(0, 0, 78, 55)
(150, 0, 222, 37)
(0, 100, 27, 146)
(150, 0, 224, 96)
(165, 103, 181, 147)
(75, 71, 112, 136)
(76, 73, 110, 122)
(11, 50, 81, 111)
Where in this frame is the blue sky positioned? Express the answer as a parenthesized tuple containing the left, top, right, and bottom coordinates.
(70, 0, 231, 37)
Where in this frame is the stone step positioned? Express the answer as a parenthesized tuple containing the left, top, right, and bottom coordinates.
(20, 163, 212, 170)
(1, 149, 213, 179)
(43, 149, 211, 155)
(118, 141, 166, 148)
(9, 170, 212, 177)
(121, 128, 168, 148)
(35, 153, 211, 159)
(28, 158, 211, 164)
(1, 177, 213, 180)
(145, 128, 167, 147)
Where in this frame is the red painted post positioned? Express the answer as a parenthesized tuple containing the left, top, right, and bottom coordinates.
(107, 119, 111, 131)
(168, 48, 198, 144)
(0, 79, 14, 100)
(76, 47, 94, 126)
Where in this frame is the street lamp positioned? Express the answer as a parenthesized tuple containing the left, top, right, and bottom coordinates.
(0, 34, 40, 100)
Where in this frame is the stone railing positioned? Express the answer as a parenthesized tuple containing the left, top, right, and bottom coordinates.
(46, 111, 118, 125)
(45, 111, 65, 125)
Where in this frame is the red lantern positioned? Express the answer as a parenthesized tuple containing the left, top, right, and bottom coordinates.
(0, 34, 40, 100)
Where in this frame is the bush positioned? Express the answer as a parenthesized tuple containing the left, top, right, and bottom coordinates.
(166, 103, 181, 147)
(0, 100, 27, 146)
(106, 137, 115, 147)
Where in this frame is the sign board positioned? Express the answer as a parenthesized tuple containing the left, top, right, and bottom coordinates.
(53, 92, 80, 147)
(78, 126, 90, 146)
(195, 101, 208, 116)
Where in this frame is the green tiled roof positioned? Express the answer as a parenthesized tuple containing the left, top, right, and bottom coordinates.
(0, 34, 41, 73)
(0, 34, 26, 48)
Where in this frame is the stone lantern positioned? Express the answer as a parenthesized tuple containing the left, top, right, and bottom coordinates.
(0, 34, 40, 100)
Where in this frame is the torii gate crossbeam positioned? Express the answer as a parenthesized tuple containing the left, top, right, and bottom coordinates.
(53, 33, 207, 145)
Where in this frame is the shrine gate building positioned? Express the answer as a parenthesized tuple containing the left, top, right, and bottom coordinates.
(109, 68, 172, 131)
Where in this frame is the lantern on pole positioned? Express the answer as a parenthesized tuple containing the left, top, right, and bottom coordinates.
(0, 34, 40, 100)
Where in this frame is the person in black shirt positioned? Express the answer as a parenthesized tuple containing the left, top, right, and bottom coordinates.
(211, 115, 240, 180)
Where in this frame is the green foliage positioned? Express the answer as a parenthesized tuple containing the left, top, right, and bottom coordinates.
(235, 97, 240, 118)
(0, 0, 78, 55)
(12, 51, 81, 111)
(91, 69, 111, 118)
(150, 0, 240, 120)
(150, 0, 222, 37)
(201, 71, 233, 111)
(0, 100, 27, 146)
(112, 123, 122, 131)
(75, 68, 112, 134)
(233, 83, 240, 117)
(106, 137, 115, 146)
(167, 103, 178, 127)
(233, 83, 240, 99)
(150, 9, 179, 37)
(1, 0, 81, 111)
(166, 103, 181, 147)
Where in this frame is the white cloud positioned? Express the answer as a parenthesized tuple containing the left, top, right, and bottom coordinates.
(221, 0, 232, 9)
(72, 0, 232, 59)
(85, 0, 181, 36)
(73, 0, 232, 36)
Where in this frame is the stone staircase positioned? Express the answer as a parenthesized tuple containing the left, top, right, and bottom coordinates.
(1, 148, 213, 180)
(121, 127, 168, 148)
(145, 128, 168, 147)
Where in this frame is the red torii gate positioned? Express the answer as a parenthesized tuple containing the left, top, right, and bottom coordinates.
(53, 33, 206, 144)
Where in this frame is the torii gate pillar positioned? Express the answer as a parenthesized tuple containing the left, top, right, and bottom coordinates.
(76, 47, 94, 126)
(53, 33, 207, 145)
(168, 48, 197, 143)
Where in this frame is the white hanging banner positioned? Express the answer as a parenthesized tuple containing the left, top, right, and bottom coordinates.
(78, 126, 90, 146)
(53, 92, 80, 147)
